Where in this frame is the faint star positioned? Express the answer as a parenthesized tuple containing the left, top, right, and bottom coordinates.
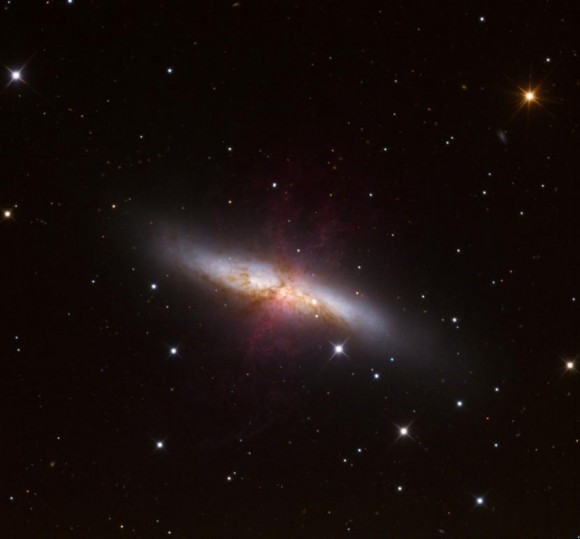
(397, 485, 403, 492)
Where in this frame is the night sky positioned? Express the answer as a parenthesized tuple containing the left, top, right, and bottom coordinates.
(3, 2, 580, 538)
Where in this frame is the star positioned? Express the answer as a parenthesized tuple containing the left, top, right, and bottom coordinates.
(331, 341, 349, 358)
(399, 427, 408, 436)
(10, 70, 21, 81)
(150, 283, 157, 290)
(169, 347, 178, 355)
(475, 496, 485, 506)
(456, 400, 463, 408)
(518, 83, 541, 110)
(156, 441, 164, 449)
(566, 360, 575, 371)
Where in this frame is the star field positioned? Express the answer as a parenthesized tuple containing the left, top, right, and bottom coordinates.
(2, 2, 580, 538)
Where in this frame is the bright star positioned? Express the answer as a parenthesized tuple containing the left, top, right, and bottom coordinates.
(517, 83, 542, 110)
(509, 80, 548, 118)
(566, 360, 575, 370)
(10, 70, 20, 81)
(331, 342, 348, 357)
(456, 400, 463, 408)
(3, 210, 12, 219)
(400, 427, 408, 436)
(476, 496, 484, 506)
(156, 441, 164, 449)
(170, 347, 178, 355)
(151, 283, 157, 290)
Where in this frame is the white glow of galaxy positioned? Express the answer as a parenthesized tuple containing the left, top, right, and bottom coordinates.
(162, 235, 387, 340)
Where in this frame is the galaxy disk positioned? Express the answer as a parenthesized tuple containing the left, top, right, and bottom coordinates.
(163, 237, 386, 341)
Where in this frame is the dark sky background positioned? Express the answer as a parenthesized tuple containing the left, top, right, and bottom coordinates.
(2, 1, 580, 538)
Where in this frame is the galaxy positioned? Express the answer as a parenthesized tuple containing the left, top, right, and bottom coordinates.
(159, 230, 388, 350)
(3, 2, 580, 538)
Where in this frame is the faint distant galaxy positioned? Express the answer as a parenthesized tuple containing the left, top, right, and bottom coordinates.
(159, 230, 388, 355)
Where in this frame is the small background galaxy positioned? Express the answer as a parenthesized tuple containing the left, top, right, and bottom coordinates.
(2, 2, 580, 538)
